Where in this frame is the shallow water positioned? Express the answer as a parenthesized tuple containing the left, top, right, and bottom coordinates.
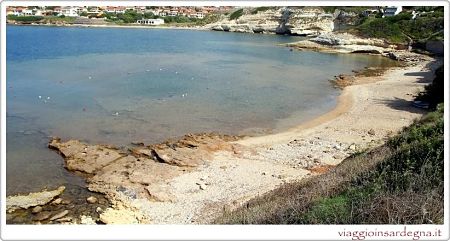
(6, 26, 396, 195)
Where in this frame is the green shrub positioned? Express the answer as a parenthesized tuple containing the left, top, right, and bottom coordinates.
(251, 7, 271, 14)
(357, 18, 408, 43)
(354, 10, 443, 44)
(229, 9, 244, 20)
(7, 15, 44, 22)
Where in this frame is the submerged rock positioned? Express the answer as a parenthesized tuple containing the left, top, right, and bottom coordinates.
(49, 210, 69, 221)
(49, 138, 123, 174)
(86, 196, 98, 204)
(6, 186, 66, 213)
(51, 198, 62, 205)
(32, 211, 52, 221)
(31, 206, 43, 214)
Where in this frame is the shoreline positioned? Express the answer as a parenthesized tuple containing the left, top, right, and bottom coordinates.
(7, 22, 211, 31)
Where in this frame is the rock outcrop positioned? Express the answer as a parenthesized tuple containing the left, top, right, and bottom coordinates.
(208, 7, 335, 36)
(287, 32, 397, 54)
(48, 134, 241, 206)
(6, 186, 66, 213)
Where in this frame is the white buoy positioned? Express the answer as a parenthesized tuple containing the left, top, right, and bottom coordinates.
(159, 68, 163, 71)
(47, 97, 50, 100)
(88, 76, 92, 79)
(113, 112, 119, 116)
(38, 96, 42, 99)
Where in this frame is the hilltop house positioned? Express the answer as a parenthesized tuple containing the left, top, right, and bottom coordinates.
(383, 6, 402, 17)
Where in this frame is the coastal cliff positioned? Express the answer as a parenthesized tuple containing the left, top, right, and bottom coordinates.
(207, 7, 336, 36)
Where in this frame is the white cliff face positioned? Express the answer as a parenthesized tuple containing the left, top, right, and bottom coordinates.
(207, 7, 335, 36)
(286, 7, 335, 36)
(207, 8, 282, 34)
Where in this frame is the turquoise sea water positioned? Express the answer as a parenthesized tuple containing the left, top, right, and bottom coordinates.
(6, 26, 394, 195)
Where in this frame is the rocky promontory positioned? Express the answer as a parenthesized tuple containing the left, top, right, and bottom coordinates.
(287, 32, 397, 54)
(207, 7, 335, 36)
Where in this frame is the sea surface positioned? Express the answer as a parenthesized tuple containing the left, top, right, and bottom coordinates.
(6, 25, 395, 195)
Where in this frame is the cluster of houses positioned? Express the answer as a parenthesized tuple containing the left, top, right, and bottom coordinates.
(362, 6, 403, 17)
(6, 6, 232, 19)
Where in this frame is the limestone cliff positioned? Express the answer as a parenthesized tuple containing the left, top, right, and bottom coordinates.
(207, 7, 335, 36)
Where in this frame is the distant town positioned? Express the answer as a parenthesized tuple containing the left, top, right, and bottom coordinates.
(6, 6, 442, 27)
(6, 6, 235, 25)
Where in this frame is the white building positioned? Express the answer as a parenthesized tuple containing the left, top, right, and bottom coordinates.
(137, 18, 164, 25)
(194, 12, 205, 19)
(22, 9, 34, 16)
(34, 10, 44, 16)
(60, 6, 79, 17)
(168, 10, 178, 17)
(383, 6, 402, 17)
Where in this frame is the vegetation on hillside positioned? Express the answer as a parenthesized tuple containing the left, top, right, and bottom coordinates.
(251, 7, 272, 14)
(229, 9, 244, 20)
(356, 12, 444, 43)
(103, 10, 214, 25)
(7, 15, 76, 24)
(216, 66, 444, 224)
(7, 15, 44, 22)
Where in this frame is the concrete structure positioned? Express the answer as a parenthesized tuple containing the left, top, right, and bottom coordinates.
(383, 6, 402, 17)
(137, 18, 164, 25)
